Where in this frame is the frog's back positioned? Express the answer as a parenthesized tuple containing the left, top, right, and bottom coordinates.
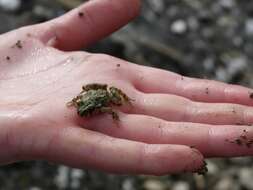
(79, 89, 110, 114)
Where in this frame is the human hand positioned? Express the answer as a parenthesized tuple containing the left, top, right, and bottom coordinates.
(1, 0, 253, 176)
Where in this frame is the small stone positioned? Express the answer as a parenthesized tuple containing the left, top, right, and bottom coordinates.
(214, 177, 239, 190)
(215, 67, 229, 82)
(0, 0, 20, 12)
(226, 56, 247, 76)
(33, 5, 55, 20)
(122, 179, 135, 190)
(172, 182, 190, 190)
(220, 0, 235, 9)
(54, 166, 70, 189)
(203, 58, 215, 71)
(147, 0, 164, 13)
(233, 37, 243, 47)
(187, 17, 199, 31)
(70, 169, 84, 189)
(171, 20, 187, 34)
(143, 179, 166, 190)
(205, 160, 219, 175)
(202, 28, 214, 38)
(239, 167, 253, 189)
(245, 19, 253, 36)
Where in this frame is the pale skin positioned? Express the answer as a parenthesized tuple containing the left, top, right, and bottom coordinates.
(1, 0, 253, 175)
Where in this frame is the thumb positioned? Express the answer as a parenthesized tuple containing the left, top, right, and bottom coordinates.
(32, 0, 141, 51)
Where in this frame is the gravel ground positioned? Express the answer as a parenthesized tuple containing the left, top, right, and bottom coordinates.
(1, 0, 253, 189)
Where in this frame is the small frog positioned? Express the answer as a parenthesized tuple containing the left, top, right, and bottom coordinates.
(67, 83, 131, 120)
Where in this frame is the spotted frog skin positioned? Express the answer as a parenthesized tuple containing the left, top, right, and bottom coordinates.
(67, 83, 131, 120)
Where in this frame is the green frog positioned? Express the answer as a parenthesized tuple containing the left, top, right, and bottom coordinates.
(67, 83, 131, 120)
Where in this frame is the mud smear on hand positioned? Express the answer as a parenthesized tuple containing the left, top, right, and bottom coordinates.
(225, 129, 253, 148)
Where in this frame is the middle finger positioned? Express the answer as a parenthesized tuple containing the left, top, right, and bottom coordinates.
(130, 90, 253, 125)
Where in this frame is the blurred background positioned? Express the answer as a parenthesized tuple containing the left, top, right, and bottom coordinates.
(1, 0, 253, 189)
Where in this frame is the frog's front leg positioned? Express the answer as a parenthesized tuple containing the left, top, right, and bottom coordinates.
(66, 95, 81, 108)
(100, 107, 119, 121)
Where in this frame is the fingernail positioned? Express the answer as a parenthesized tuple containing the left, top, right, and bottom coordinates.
(186, 148, 208, 175)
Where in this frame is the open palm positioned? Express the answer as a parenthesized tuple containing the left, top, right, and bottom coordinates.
(1, 0, 253, 175)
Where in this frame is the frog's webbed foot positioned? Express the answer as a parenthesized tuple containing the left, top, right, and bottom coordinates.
(82, 83, 108, 91)
(100, 107, 120, 121)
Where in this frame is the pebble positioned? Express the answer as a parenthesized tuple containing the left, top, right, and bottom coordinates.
(227, 56, 247, 76)
(122, 179, 135, 190)
(147, 0, 164, 12)
(29, 187, 41, 190)
(205, 160, 219, 175)
(245, 19, 253, 36)
(239, 167, 253, 189)
(143, 179, 167, 190)
(171, 20, 187, 34)
(187, 17, 199, 31)
(70, 169, 84, 189)
(33, 5, 55, 19)
(54, 166, 70, 189)
(0, 0, 20, 11)
(220, 0, 235, 9)
(214, 177, 240, 190)
(203, 58, 215, 72)
(215, 67, 229, 82)
(172, 181, 190, 190)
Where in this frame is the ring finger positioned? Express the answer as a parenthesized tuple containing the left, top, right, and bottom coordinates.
(82, 113, 253, 157)
(127, 89, 253, 125)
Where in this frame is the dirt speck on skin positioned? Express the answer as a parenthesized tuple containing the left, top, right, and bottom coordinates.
(235, 139, 242, 146)
(12, 40, 23, 49)
(226, 130, 253, 148)
(249, 92, 253, 99)
(195, 160, 208, 175)
(205, 87, 209, 94)
(78, 12, 84, 18)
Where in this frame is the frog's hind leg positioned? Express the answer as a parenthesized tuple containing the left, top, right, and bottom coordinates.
(109, 87, 132, 105)
(100, 107, 120, 121)
(82, 83, 108, 91)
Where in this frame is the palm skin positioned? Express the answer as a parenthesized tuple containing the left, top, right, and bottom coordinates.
(1, 0, 253, 175)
